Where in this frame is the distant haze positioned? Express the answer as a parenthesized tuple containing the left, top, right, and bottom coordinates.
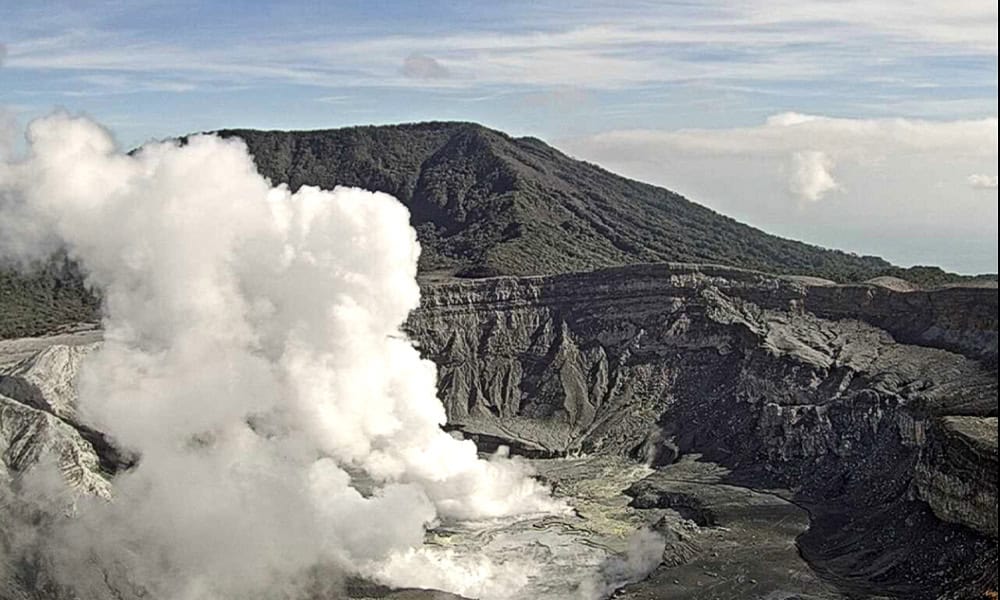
(559, 114, 999, 274)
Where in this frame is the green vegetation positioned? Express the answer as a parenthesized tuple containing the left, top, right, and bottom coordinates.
(217, 122, 996, 284)
(0, 253, 99, 339)
(2, 121, 994, 339)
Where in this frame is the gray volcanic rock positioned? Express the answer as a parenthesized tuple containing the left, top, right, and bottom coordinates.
(0, 391, 110, 498)
(408, 263, 996, 450)
(0, 334, 110, 499)
(914, 416, 997, 537)
(345, 579, 472, 599)
(778, 278, 998, 365)
(1, 339, 112, 600)
(406, 263, 998, 598)
(620, 458, 849, 600)
(0, 341, 99, 424)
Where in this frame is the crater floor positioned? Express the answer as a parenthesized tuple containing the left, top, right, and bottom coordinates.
(420, 454, 859, 600)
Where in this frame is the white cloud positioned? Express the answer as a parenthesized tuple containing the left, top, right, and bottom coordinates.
(0, 108, 16, 159)
(521, 86, 592, 108)
(738, 0, 997, 53)
(968, 173, 999, 189)
(790, 150, 839, 202)
(1, 1, 995, 93)
(559, 114, 999, 273)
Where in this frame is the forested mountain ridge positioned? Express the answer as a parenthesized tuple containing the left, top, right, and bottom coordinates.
(2, 121, 995, 339)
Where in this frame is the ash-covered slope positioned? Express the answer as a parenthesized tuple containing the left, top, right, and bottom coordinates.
(217, 123, 984, 284)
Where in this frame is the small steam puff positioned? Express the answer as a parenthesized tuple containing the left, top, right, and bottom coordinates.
(576, 528, 667, 599)
(0, 114, 563, 599)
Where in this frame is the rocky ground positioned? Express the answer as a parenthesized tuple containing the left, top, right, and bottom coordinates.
(407, 263, 998, 598)
(620, 456, 848, 600)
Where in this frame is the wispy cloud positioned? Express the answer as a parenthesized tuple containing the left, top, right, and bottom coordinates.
(1, 1, 996, 96)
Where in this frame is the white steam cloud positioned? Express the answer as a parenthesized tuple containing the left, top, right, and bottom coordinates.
(578, 528, 667, 599)
(0, 114, 563, 599)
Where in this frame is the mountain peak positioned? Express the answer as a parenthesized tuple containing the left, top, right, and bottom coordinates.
(208, 123, 981, 284)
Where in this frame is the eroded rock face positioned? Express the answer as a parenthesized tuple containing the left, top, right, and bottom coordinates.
(0, 391, 110, 498)
(0, 335, 110, 498)
(407, 263, 998, 598)
(800, 283, 998, 366)
(0, 331, 113, 600)
(914, 416, 998, 538)
(0, 342, 99, 424)
(408, 263, 995, 448)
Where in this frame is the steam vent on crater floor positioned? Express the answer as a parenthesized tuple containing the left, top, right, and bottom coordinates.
(2, 121, 997, 600)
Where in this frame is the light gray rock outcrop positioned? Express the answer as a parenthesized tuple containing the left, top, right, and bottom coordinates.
(0, 342, 99, 424)
(0, 391, 110, 498)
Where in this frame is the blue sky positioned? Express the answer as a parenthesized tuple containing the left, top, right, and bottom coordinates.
(1, 0, 997, 273)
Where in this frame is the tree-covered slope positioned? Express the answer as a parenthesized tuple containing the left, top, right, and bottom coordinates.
(218, 122, 984, 283)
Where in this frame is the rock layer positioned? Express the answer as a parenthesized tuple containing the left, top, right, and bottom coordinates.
(914, 416, 998, 538)
(407, 263, 998, 598)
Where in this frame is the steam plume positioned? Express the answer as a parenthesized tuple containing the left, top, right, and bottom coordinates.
(0, 114, 561, 599)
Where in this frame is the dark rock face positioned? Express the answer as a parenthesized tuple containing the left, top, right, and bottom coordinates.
(770, 281, 999, 366)
(406, 263, 998, 598)
(914, 416, 998, 537)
